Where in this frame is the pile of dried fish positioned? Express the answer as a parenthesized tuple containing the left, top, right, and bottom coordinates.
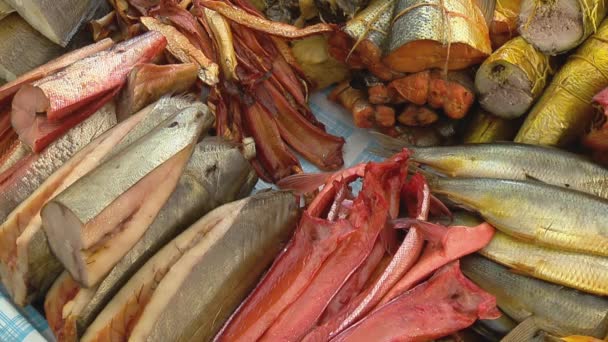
(200, 151, 500, 341)
(374, 138, 608, 339)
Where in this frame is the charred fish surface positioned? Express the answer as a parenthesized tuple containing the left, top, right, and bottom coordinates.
(0, 102, 117, 226)
(428, 177, 608, 256)
(45, 137, 257, 340)
(0, 97, 199, 306)
(42, 105, 213, 287)
(481, 231, 608, 296)
(462, 255, 608, 338)
(374, 140, 608, 199)
(82, 191, 299, 342)
(4, 0, 101, 46)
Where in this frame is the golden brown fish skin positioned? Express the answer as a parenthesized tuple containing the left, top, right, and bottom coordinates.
(463, 107, 520, 143)
(116, 63, 198, 120)
(203, 8, 239, 81)
(515, 19, 608, 146)
(475, 37, 553, 118)
(490, 0, 521, 48)
(141, 16, 219, 86)
(197, 0, 335, 38)
(42, 104, 213, 287)
(374, 140, 608, 199)
(82, 191, 299, 342)
(428, 177, 608, 256)
(383, 0, 491, 72)
(480, 231, 608, 295)
(462, 255, 608, 338)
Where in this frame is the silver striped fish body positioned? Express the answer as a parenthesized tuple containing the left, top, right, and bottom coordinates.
(431, 177, 608, 256)
(408, 143, 608, 199)
(461, 255, 608, 338)
(480, 231, 608, 295)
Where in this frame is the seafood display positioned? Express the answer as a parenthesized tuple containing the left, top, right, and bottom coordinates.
(1, 0, 608, 341)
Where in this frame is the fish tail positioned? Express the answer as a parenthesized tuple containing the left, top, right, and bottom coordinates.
(370, 131, 412, 155)
(501, 317, 542, 342)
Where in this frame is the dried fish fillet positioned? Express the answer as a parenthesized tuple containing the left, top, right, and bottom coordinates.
(42, 105, 213, 287)
(82, 191, 299, 342)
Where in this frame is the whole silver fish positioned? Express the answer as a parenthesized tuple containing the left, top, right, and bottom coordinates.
(0, 97, 204, 306)
(42, 104, 213, 287)
(47, 137, 258, 340)
(83, 190, 300, 342)
(480, 231, 608, 296)
(461, 255, 608, 338)
(0, 101, 116, 225)
(374, 139, 608, 199)
(4, 0, 101, 46)
(427, 176, 608, 256)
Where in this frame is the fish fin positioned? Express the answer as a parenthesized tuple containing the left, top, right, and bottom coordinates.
(473, 0, 496, 27)
(430, 194, 452, 219)
(509, 262, 536, 276)
(277, 172, 333, 194)
(393, 218, 448, 245)
(501, 317, 542, 342)
(371, 131, 410, 153)
(524, 173, 544, 182)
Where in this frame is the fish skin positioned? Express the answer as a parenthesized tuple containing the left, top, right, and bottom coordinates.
(0, 98, 202, 306)
(0, 139, 29, 175)
(429, 177, 608, 256)
(0, 14, 64, 84)
(81, 191, 300, 342)
(461, 255, 608, 338)
(130, 191, 300, 341)
(4, 0, 100, 46)
(140, 16, 219, 86)
(0, 38, 113, 107)
(11, 31, 166, 128)
(42, 104, 213, 287)
(0, 102, 117, 226)
(331, 261, 500, 342)
(46, 137, 257, 340)
(379, 222, 495, 306)
(0, 1, 13, 21)
(480, 231, 608, 296)
(376, 140, 608, 199)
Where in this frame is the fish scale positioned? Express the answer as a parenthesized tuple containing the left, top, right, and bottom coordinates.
(0, 103, 116, 224)
(480, 231, 608, 295)
(462, 255, 608, 338)
(428, 177, 608, 257)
